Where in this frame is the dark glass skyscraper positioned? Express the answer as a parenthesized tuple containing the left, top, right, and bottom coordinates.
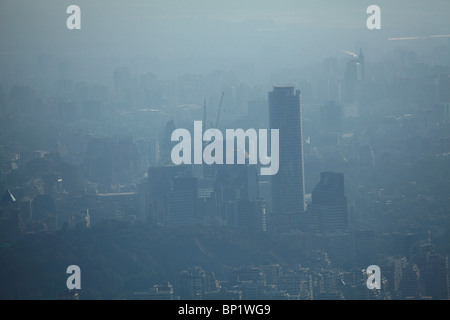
(310, 171, 348, 232)
(268, 86, 305, 219)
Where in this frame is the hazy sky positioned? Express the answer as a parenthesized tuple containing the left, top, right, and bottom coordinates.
(1, 0, 449, 80)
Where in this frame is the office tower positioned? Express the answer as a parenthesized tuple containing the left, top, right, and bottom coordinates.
(214, 162, 261, 229)
(309, 171, 348, 233)
(231, 198, 267, 232)
(268, 86, 305, 220)
(147, 164, 193, 225)
(197, 177, 220, 225)
(216, 164, 259, 202)
(166, 176, 198, 225)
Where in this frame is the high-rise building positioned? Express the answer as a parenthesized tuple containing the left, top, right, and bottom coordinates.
(197, 177, 220, 225)
(147, 164, 193, 225)
(268, 86, 305, 222)
(166, 177, 198, 225)
(215, 164, 259, 203)
(231, 198, 267, 232)
(308, 171, 348, 233)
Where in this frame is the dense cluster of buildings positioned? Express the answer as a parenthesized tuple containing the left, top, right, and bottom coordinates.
(134, 252, 449, 300)
(1, 46, 450, 299)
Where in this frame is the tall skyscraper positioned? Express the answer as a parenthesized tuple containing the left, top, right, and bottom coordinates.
(268, 86, 305, 220)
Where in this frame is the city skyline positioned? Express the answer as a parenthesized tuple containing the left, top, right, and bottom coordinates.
(1, 0, 450, 301)
(269, 86, 306, 221)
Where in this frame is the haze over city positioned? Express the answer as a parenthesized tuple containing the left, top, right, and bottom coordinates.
(0, 0, 450, 301)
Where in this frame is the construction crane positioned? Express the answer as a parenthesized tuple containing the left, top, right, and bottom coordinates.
(214, 91, 224, 128)
(202, 99, 207, 128)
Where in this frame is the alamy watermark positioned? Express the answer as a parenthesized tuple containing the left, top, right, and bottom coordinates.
(65, 5, 380, 31)
(171, 121, 279, 176)
(366, 265, 381, 290)
(366, 5, 381, 30)
(66, 5, 81, 30)
(66, 265, 81, 290)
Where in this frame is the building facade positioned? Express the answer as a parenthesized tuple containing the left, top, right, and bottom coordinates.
(268, 86, 306, 222)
